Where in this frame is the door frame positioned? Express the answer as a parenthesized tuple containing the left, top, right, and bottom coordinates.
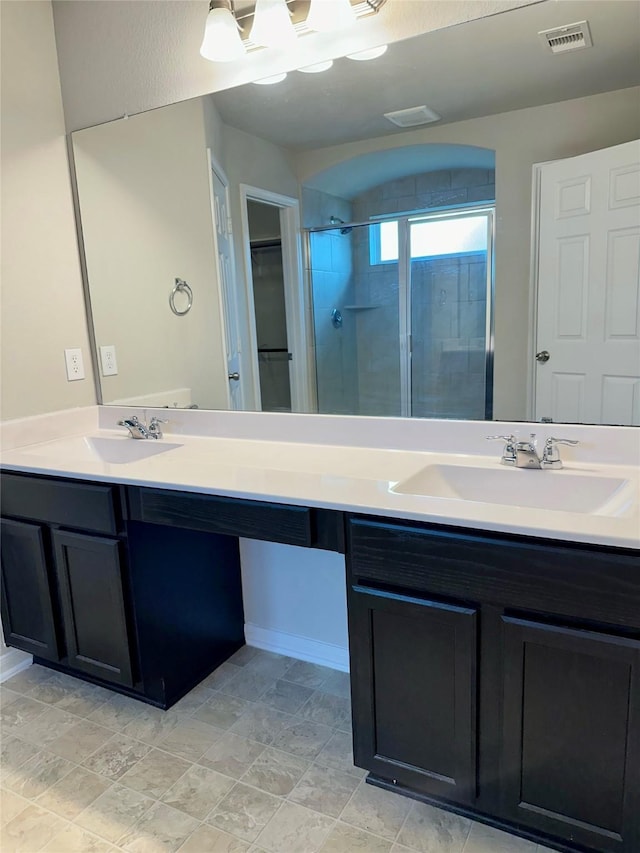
(239, 184, 312, 413)
(528, 161, 548, 422)
(207, 151, 246, 410)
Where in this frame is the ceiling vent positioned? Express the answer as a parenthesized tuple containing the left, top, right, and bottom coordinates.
(539, 20, 593, 54)
(384, 105, 441, 128)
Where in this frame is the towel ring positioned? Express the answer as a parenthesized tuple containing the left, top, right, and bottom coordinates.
(169, 278, 193, 316)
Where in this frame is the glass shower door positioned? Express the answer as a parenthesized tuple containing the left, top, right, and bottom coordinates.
(307, 209, 493, 418)
(409, 210, 493, 419)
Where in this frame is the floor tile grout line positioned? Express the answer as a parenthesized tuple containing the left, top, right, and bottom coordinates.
(395, 797, 419, 851)
(4, 680, 354, 789)
(1, 784, 134, 852)
(250, 795, 338, 853)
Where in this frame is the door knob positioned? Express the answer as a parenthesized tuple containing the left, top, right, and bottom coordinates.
(535, 350, 550, 363)
(228, 372, 240, 381)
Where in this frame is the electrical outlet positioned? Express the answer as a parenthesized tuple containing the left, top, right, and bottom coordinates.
(64, 348, 85, 381)
(99, 344, 118, 376)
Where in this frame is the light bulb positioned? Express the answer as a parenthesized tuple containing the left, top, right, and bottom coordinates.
(306, 0, 356, 33)
(346, 45, 388, 61)
(298, 60, 334, 73)
(200, 0, 246, 63)
(250, 0, 297, 48)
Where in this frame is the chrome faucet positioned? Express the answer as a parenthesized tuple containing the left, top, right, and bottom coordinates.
(486, 434, 578, 469)
(118, 415, 167, 440)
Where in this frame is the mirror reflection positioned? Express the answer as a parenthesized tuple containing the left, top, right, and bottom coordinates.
(71, 0, 640, 424)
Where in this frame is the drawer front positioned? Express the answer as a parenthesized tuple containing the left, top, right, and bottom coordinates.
(1, 473, 119, 535)
(348, 518, 640, 629)
(129, 487, 313, 547)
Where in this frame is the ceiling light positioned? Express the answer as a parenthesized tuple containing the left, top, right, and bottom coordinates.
(347, 44, 388, 61)
(200, 0, 246, 62)
(253, 72, 288, 84)
(306, 0, 356, 33)
(298, 60, 334, 73)
(250, 0, 297, 48)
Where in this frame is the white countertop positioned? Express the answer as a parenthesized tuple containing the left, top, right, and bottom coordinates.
(1, 407, 638, 550)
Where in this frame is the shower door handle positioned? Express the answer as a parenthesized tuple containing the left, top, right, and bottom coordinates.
(228, 372, 240, 381)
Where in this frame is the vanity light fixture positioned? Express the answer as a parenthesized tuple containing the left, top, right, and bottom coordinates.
(306, 0, 356, 33)
(347, 44, 388, 60)
(200, 0, 246, 62)
(250, 0, 297, 48)
(298, 59, 334, 73)
(201, 0, 388, 61)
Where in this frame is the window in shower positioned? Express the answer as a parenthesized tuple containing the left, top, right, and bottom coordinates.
(308, 205, 494, 419)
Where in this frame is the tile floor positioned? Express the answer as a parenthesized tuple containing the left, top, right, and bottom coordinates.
(1, 648, 556, 853)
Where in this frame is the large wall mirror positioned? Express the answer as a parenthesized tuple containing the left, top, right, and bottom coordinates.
(71, 0, 640, 425)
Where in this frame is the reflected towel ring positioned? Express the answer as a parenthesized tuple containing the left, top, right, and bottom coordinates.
(169, 278, 193, 316)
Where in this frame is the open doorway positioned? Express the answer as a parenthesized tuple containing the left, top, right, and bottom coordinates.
(246, 201, 291, 412)
(239, 185, 312, 413)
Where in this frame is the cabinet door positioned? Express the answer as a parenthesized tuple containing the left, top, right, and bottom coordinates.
(350, 585, 478, 805)
(53, 530, 134, 687)
(0, 518, 61, 661)
(501, 616, 640, 853)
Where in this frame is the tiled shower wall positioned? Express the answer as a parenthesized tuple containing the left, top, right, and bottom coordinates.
(351, 168, 495, 417)
(303, 188, 358, 415)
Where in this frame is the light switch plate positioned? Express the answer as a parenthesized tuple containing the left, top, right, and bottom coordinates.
(99, 344, 118, 376)
(64, 348, 85, 381)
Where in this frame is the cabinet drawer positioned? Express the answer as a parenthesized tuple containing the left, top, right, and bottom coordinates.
(128, 487, 313, 547)
(348, 517, 640, 629)
(1, 473, 120, 535)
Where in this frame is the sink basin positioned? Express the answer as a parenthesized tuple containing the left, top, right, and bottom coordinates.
(21, 435, 183, 465)
(392, 464, 633, 515)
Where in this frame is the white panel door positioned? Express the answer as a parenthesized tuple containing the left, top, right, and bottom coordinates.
(534, 140, 640, 425)
(210, 160, 244, 410)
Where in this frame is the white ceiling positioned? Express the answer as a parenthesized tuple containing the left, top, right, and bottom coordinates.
(51, 0, 540, 131)
(210, 0, 640, 152)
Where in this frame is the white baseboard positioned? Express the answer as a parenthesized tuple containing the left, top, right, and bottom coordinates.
(0, 649, 32, 682)
(244, 624, 349, 672)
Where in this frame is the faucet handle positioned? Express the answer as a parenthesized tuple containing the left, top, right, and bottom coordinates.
(486, 434, 517, 466)
(118, 415, 140, 426)
(147, 416, 168, 439)
(542, 436, 579, 469)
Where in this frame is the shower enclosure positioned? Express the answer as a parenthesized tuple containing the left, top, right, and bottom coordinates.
(308, 206, 494, 419)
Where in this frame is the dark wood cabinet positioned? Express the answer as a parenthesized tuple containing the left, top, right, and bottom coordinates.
(53, 530, 134, 687)
(501, 616, 640, 853)
(347, 516, 640, 853)
(0, 472, 245, 709)
(1, 475, 135, 690)
(0, 518, 61, 661)
(349, 585, 477, 805)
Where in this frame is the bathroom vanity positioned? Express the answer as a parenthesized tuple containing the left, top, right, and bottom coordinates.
(1, 413, 638, 853)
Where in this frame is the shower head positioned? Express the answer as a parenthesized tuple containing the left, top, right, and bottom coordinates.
(329, 215, 352, 235)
